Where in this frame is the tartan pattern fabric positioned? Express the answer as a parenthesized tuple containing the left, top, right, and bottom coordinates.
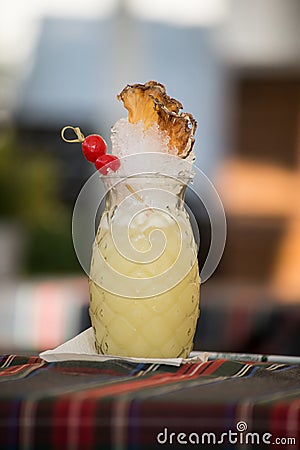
(0, 355, 299, 449)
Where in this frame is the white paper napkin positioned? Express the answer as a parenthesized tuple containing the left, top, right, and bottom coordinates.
(39, 327, 207, 367)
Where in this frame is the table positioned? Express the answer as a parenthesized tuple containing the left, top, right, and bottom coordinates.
(0, 354, 299, 449)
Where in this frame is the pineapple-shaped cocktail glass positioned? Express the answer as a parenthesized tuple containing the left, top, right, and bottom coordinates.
(62, 80, 201, 359)
(89, 168, 200, 358)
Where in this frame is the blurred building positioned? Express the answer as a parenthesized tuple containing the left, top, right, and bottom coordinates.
(12, 8, 228, 177)
(214, 0, 300, 301)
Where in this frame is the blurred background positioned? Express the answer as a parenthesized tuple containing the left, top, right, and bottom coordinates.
(0, 0, 299, 355)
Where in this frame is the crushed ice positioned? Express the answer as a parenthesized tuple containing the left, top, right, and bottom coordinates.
(111, 118, 174, 158)
(109, 118, 195, 180)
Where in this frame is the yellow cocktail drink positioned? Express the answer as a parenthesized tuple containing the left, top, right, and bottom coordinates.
(87, 80, 201, 359)
(89, 206, 200, 358)
(61, 81, 204, 359)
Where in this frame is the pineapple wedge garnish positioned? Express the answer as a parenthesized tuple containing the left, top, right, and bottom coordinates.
(118, 81, 197, 158)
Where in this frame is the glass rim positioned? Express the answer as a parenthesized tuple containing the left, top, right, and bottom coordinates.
(99, 171, 194, 181)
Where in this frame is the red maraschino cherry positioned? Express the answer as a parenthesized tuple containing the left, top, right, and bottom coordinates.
(81, 134, 107, 162)
(95, 154, 121, 175)
(61, 126, 120, 174)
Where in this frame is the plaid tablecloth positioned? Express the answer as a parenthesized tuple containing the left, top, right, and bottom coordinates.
(0, 355, 299, 450)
